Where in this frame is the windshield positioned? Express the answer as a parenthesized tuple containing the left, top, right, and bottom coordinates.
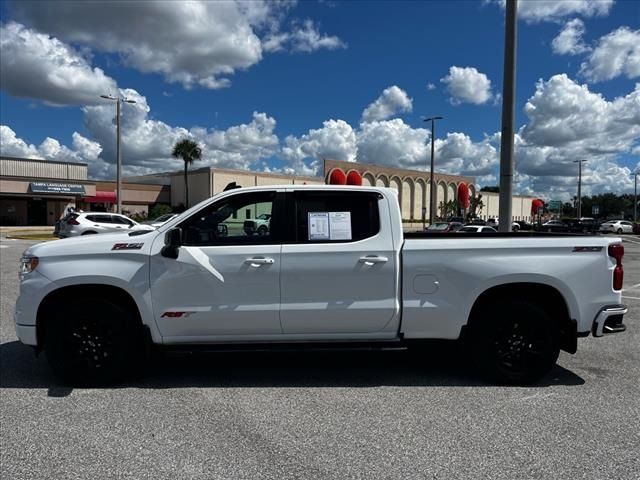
(459, 227, 477, 232)
(427, 223, 449, 231)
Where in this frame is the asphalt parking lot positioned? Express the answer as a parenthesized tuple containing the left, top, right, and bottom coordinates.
(1, 235, 639, 479)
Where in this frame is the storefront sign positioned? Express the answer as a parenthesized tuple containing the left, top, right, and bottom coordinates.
(29, 182, 86, 195)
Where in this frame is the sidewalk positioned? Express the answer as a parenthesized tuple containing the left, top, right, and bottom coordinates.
(0, 226, 54, 233)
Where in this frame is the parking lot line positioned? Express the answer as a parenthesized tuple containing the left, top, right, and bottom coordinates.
(621, 296, 640, 300)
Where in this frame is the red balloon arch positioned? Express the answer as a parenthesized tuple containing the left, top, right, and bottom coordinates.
(531, 199, 545, 215)
(457, 183, 470, 209)
(328, 168, 347, 185)
(346, 171, 363, 186)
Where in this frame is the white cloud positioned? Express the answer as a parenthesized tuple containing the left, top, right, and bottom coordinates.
(0, 125, 42, 158)
(515, 74, 640, 199)
(282, 119, 356, 175)
(580, 27, 640, 82)
(552, 18, 590, 55)
(263, 19, 346, 53)
(10, 1, 344, 90)
(0, 22, 117, 106)
(426, 83, 436, 91)
(0, 125, 102, 168)
(361, 86, 413, 122)
(356, 119, 430, 169)
(488, 0, 614, 23)
(441, 66, 493, 105)
(82, 88, 279, 177)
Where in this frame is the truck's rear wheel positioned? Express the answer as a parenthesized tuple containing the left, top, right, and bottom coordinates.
(469, 299, 560, 384)
(45, 298, 140, 385)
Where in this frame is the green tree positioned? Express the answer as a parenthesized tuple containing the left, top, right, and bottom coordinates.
(149, 203, 173, 220)
(439, 199, 458, 219)
(171, 139, 202, 209)
(467, 193, 484, 221)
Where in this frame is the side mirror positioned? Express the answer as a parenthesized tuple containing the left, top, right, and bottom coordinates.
(161, 228, 182, 259)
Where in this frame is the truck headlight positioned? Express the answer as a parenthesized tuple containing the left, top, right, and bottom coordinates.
(19, 256, 39, 276)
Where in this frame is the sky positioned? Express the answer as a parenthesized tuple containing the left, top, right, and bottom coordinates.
(0, 0, 638, 201)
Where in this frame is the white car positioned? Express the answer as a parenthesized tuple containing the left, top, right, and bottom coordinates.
(458, 225, 497, 233)
(16, 185, 627, 385)
(143, 213, 178, 228)
(599, 220, 633, 234)
(486, 218, 521, 231)
(57, 212, 155, 237)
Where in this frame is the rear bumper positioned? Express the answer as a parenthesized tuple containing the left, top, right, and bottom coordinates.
(592, 305, 627, 337)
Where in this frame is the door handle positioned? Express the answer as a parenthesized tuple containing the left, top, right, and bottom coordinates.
(359, 255, 388, 265)
(244, 257, 275, 267)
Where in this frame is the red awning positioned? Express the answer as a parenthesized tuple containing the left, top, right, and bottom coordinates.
(83, 191, 117, 203)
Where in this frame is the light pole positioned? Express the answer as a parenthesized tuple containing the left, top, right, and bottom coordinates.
(633, 171, 638, 224)
(573, 159, 587, 218)
(100, 94, 136, 214)
(498, 0, 518, 232)
(424, 116, 443, 225)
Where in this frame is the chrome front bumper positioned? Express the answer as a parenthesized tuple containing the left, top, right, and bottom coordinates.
(592, 305, 627, 337)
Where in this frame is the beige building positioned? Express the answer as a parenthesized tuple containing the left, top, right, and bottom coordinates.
(1, 156, 171, 225)
(324, 159, 534, 222)
(170, 166, 323, 208)
(1, 155, 535, 226)
(1, 156, 96, 226)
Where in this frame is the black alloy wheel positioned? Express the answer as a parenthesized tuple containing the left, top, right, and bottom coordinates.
(470, 299, 560, 384)
(45, 298, 141, 385)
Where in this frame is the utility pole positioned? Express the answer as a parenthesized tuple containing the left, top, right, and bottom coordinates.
(424, 116, 443, 225)
(100, 94, 137, 214)
(633, 171, 638, 224)
(498, 0, 518, 232)
(573, 159, 587, 218)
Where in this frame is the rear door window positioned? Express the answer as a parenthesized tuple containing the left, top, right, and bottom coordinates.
(290, 191, 380, 243)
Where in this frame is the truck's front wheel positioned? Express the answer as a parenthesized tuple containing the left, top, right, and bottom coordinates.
(45, 298, 140, 385)
(470, 299, 560, 384)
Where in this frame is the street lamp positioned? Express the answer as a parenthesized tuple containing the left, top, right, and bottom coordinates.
(573, 159, 587, 218)
(633, 170, 638, 224)
(424, 116, 443, 225)
(100, 94, 137, 214)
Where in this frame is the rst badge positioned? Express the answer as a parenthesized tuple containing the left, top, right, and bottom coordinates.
(161, 311, 196, 318)
(111, 243, 144, 250)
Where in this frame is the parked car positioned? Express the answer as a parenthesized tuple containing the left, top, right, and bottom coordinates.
(57, 212, 155, 238)
(243, 213, 271, 236)
(458, 225, 498, 233)
(488, 220, 521, 231)
(426, 221, 463, 232)
(143, 213, 178, 228)
(16, 185, 627, 386)
(565, 217, 599, 233)
(513, 220, 534, 231)
(599, 220, 633, 234)
(540, 219, 569, 233)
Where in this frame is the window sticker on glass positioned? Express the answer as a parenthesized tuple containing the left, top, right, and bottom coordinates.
(308, 212, 330, 240)
(329, 212, 352, 240)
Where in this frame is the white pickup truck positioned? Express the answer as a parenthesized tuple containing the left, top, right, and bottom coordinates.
(15, 185, 627, 385)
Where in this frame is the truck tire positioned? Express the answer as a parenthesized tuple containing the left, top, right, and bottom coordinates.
(44, 298, 141, 385)
(257, 225, 268, 236)
(469, 299, 560, 385)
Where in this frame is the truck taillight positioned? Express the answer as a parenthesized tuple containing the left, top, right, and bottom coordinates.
(608, 243, 624, 291)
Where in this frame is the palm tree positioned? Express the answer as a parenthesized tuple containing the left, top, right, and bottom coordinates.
(171, 139, 202, 208)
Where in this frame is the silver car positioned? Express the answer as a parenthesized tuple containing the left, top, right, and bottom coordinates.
(142, 213, 178, 228)
(599, 220, 633, 234)
(57, 212, 155, 238)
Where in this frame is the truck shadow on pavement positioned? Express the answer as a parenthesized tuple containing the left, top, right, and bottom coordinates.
(0, 340, 585, 397)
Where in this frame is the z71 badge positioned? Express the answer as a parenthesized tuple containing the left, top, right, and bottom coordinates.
(111, 243, 144, 250)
